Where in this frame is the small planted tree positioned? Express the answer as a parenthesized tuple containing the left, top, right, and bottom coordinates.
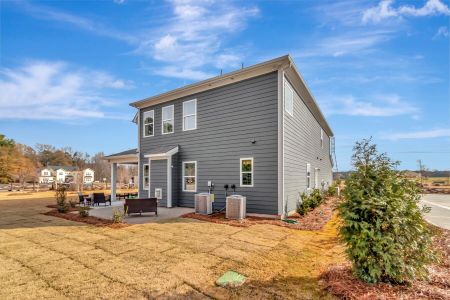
(339, 138, 436, 284)
(55, 185, 69, 213)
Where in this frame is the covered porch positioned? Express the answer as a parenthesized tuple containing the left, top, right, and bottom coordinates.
(103, 148, 139, 202)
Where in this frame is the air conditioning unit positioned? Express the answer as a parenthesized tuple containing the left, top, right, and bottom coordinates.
(195, 193, 213, 215)
(226, 195, 246, 220)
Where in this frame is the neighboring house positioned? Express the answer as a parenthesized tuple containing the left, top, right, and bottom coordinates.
(106, 55, 334, 216)
(38, 166, 95, 184)
(39, 168, 54, 183)
(83, 168, 94, 183)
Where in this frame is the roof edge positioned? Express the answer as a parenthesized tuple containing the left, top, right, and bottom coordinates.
(129, 55, 290, 109)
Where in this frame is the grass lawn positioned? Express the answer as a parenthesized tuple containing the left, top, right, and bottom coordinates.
(0, 196, 345, 299)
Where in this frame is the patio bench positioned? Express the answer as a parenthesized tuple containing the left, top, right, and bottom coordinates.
(124, 198, 157, 216)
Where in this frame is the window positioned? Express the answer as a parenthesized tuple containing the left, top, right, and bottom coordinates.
(155, 188, 162, 199)
(162, 105, 174, 134)
(284, 80, 294, 116)
(143, 110, 154, 137)
(240, 158, 254, 187)
(183, 99, 197, 131)
(306, 163, 311, 188)
(143, 164, 149, 190)
(320, 129, 324, 148)
(182, 161, 197, 192)
(315, 168, 320, 188)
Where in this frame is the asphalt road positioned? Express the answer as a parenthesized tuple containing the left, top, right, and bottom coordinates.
(421, 194, 450, 230)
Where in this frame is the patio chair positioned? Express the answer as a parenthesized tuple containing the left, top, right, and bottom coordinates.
(92, 193, 111, 206)
(78, 192, 91, 206)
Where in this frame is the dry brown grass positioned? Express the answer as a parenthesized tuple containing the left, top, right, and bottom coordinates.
(0, 197, 346, 299)
(0, 189, 137, 201)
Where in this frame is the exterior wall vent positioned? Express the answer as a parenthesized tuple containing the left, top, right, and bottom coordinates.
(195, 193, 213, 215)
(226, 195, 246, 220)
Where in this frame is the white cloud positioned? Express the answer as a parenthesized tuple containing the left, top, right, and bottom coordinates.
(297, 30, 392, 57)
(18, 1, 136, 43)
(363, 0, 450, 24)
(320, 94, 419, 117)
(0, 61, 132, 120)
(433, 26, 449, 39)
(16, 1, 258, 81)
(382, 128, 450, 140)
(137, 0, 259, 80)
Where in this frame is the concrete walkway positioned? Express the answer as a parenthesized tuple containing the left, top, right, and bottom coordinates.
(420, 194, 450, 230)
(88, 201, 194, 224)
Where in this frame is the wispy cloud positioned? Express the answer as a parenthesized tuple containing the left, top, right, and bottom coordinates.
(433, 26, 449, 39)
(363, 0, 450, 24)
(382, 128, 450, 140)
(135, 0, 259, 80)
(296, 30, 392, 57)
(0, 60, 132, 120)
(15, 0, 258, 81)
(320, 94, 419, 117)
(17, 1, 136, 43)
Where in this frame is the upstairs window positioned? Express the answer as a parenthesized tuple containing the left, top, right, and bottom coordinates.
(183, 99, 197, 131)
(143, 110, 154, 137)
(240, 158, 254, 187)
(321, 129, 324, 148)
(143, 164, 149, 190)
(284, 80, 294, 116)
(162, 105, 174, 134)
(306, 163, 311, 188)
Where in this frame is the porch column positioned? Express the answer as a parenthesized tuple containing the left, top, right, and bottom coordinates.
(111, 163, 117, 202)
(167, 155, 172, 208)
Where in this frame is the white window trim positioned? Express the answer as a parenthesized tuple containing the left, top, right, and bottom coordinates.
(306, 163, 311, 189)
(143, 163, 149, 190)
(182, 161, 197, 192)
(161, 105, 174, 135)
(315, 168, 320, 188)
(320, 129, 324, 149)
(182, 99, 197, 131)
(240, 157, 254, 187)
(284, 79, 294, 117)
(143, 110, 154, 138)
(155, 188, 162, 199)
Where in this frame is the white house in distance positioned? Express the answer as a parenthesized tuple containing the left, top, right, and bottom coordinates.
(39, 166, 95, 184)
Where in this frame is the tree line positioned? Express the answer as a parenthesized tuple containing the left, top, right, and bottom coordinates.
(0, 133, 135, 188)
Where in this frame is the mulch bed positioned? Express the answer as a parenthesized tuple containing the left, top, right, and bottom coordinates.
(320, 227, 450, 300)
(44, 206, 129, 228)
(181, 196, 339, 230)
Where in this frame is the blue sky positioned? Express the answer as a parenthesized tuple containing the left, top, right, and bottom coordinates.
(0, 0, 449, 171)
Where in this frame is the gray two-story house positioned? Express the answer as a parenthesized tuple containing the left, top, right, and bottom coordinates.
(107, 55, 334, 217)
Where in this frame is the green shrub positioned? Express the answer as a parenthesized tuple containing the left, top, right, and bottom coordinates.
(339, 138, 436, 284)
(55, 186, 69, 213)
(69, 200, 77, 208)
(297, 189, 324, 215)
(112, 207, 127, 223)
(326, 183, 338, 197)
(79, 206, 90, 217)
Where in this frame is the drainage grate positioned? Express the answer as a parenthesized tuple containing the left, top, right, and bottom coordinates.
(216, 270, 246, 287)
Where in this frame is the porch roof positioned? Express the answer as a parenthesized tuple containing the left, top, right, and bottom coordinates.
(144, 145, 179, 159)
(103, 148, 138, 164)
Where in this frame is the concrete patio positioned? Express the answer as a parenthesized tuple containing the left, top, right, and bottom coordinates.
(88, 200, 194, 224)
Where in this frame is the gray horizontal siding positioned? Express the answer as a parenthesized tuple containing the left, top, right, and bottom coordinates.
(139, 72, 279, 214)
(283, 75, 333, 214)
(149, 159, 167, 207)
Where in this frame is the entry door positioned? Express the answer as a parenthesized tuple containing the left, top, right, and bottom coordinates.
(314, 168, 320, 188)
